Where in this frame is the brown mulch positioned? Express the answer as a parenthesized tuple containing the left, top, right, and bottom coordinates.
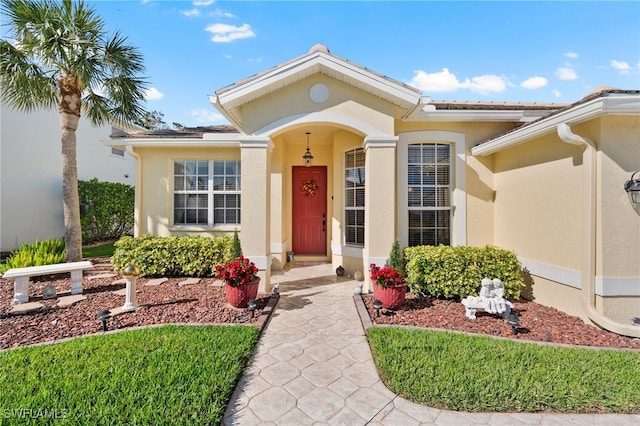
(363, 293, 640, 350)
(2, 257, 639, 350)
(0, 257, 270, 350)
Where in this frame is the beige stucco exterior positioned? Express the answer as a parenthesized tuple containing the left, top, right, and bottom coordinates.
(110, 45, 639, 336)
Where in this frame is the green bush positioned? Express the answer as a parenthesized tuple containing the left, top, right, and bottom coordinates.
(79, 178, 134, 244)
(230, 230, 242, 259)
(404, 245, 524, 300)
(0, 238, 66, 274)
(386, 239, 404, 276)
(111, 235, 233, 277)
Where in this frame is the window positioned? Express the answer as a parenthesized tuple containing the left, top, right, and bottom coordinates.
(173, 160, 240, 226)
(407, 143, 451, 246)
(345, 149, 365, 246)
(111, 147, 125, 157)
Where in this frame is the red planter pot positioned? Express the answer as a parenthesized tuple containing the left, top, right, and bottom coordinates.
(225, 279, 260, 308)
(373, 283, 407, 310)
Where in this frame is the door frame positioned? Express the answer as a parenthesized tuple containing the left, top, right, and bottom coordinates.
(291, 165, 328, 256)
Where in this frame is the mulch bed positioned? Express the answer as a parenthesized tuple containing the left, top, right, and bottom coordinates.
(2, 257, 639, 350)
(363, 293, 640, 350)
(0, 257, 270, 350)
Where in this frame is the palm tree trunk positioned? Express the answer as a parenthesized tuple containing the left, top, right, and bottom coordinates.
(60, 112, 83, 262)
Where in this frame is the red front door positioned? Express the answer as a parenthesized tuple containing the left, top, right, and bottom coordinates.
(292, 166, 327, 255)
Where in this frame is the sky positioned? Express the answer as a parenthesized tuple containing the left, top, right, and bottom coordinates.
(86, 1, 639, 127)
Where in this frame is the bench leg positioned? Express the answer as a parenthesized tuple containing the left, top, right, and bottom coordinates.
(13, 277, 29, 304)
(465, 307, 477, 320)
(70, 270, 84, 295)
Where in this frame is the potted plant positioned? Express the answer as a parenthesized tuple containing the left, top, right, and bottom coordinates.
(369, 263, 407, 310)
(215, 255, 260, 308)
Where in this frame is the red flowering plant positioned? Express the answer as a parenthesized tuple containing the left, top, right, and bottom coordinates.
(215, 255, 259, 287)
(369, 263, 406, 288)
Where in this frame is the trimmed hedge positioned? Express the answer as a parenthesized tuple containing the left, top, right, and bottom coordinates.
(404, 245, 524, 300)
(79, 178, 134, 244)
(111, 235, 233, 277)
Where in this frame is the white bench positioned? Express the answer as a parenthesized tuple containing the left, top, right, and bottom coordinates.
(461, 297, 513, 320)
(461, 278, 513, 320)
(3, 261, 93, 305)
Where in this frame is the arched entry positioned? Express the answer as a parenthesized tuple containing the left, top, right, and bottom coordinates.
(292, 165, 327, 255)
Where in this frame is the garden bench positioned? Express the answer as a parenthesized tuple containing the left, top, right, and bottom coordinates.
(3, 261, 93, 305)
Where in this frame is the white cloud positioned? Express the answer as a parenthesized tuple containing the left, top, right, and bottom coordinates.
(193, 0, 215, 6)
(410, 68, 508, 94)
(464, 74, 508, 94)
(565, 51, 578, 59)
(552, 89, 562, 98)
(410, 68, 464, 92)
(144, 87, 164, 101)
(611, 59, 632, 74)
(521, 76, 548, 90)
(205, 23, 255, 43)
(556, 67, 577, 80)
(188, 109, 227, 124)
(181, 8, 200, 17)
(209, 9, 235, 18)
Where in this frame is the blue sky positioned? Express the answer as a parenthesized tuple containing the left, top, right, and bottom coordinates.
(89, 0, 640, 127)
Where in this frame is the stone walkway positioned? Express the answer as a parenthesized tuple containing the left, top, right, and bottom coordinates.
(223, 262, 640, 425)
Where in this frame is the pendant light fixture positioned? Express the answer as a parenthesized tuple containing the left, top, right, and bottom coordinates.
(303, 132, 314, 167)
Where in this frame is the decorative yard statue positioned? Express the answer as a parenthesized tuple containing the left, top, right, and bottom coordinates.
(461, 278, 513, 320)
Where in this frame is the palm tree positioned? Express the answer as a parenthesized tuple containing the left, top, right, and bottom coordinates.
(0, 0, 147, 261)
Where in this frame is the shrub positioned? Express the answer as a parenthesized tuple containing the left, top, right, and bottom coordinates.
(0, 238, 65, 274)
(111, 235, 233, 277)
(404, 245, 524, 300)
(230, 230, 242, 259)
(79, 178, 134, 244)
(386, 239, 404, 276)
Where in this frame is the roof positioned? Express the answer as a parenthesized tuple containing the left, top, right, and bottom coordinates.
(210, 44, 424, 127)
(471, 89, 640, 156)
(111, 125, 238, 139)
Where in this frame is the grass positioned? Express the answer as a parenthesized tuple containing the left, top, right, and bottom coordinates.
(82, 241, 116, 258)
(0, 325, 260, 425)
(368, 327, 640, 413)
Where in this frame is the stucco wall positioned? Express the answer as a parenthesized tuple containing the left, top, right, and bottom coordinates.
(597, 116, 640, 279)
(1, 105, 135, 253)
(132, 146, 238, 237)
(490, 115, 640, 324)
(493, 133, 584, 270)
(241, 75, 395, 136)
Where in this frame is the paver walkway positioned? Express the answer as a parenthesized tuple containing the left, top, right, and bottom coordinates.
(223, 262, 640, 425)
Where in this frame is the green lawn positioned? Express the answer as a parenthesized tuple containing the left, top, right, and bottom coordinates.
(0, 325, 260, 425)
(82, 241, 116, 258)
(368, 327, 640, 413)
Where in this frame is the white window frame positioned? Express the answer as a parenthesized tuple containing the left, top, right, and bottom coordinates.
(344, 148, 365, 247)
(406, 143, 452, 246)
(397, 131, 467, 248)
(173, 160, 241, 227)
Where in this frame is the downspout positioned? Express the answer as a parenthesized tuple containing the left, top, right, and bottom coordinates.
(557, 123, 640, 337)
(125, 145, 142, 238)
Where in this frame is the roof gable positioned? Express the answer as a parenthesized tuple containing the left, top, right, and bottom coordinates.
(211, 44, 422, 128)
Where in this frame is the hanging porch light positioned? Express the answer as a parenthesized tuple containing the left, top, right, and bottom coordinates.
(302, 132, 314, 167)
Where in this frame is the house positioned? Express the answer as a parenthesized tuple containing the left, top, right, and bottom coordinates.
(0, 103, 136, 255)
(108, 44, 640, 336)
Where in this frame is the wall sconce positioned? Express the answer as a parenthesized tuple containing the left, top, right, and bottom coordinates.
(624, 171, 640, 203)
(302, 132, 314, 167)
